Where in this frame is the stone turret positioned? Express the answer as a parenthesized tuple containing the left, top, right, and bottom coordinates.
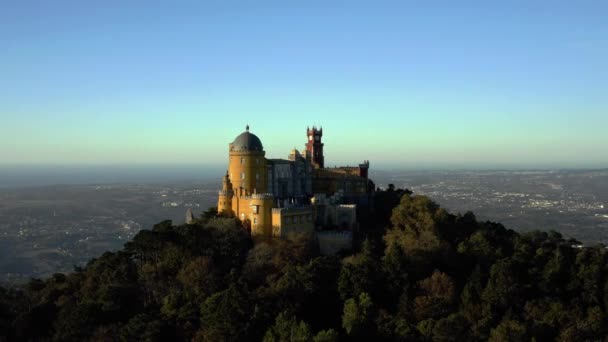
(358, 160, 370, 178)
(248, 193, 275, 235)
(217, 170, 234, 215)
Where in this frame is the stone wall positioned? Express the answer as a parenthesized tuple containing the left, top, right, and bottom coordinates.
(317, 231, 353, 255)
(272, 206, 314, 237)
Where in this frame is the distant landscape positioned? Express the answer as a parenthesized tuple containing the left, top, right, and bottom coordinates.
(1, 166, 607, 284)
(383, 169, 608, 243)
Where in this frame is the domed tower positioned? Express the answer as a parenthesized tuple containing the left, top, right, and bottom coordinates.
(217, 170, 234, 215)
(228, 125, 268, 197)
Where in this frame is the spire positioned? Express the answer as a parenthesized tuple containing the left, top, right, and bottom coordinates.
(246, 124, 250, 132)
(222, 170, 233, 191)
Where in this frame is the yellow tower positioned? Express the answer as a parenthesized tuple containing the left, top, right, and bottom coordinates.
(249, 194, 274, 235)
(228, 125, 268, 201)
(217, 171, 234, 215)
(219, 126, 275, 236)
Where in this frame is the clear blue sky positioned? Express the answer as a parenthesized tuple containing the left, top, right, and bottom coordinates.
(1, 1, 607, 168)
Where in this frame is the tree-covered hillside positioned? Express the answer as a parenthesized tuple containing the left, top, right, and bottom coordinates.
(1, 189, 607, 341)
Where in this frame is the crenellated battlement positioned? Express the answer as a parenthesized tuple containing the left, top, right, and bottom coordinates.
(272, 206, 313, 214)
(241, 193, 274, 200)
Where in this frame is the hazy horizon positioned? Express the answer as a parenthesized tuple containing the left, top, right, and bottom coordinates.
(1, 163, 607, 189)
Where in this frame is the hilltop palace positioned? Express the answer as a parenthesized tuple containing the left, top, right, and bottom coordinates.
(200, 125, 373, 252)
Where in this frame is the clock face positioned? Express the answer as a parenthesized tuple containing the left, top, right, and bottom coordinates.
(309, 136, 313, 141)
(315, 136, 320, 141)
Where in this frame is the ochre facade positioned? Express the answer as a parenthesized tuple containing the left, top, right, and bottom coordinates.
(216, 125, 373, 239)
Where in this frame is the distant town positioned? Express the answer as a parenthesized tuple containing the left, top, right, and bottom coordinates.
(1, 168, 607, 284)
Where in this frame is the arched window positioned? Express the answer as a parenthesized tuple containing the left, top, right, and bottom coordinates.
(241, 172, 245, 180)
(241, 157, 245, 164)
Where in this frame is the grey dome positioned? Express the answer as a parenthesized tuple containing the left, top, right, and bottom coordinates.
(231, 128, 263, 152)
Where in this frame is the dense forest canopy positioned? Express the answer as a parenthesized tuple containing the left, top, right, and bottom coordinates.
(1, 188, 607, 341)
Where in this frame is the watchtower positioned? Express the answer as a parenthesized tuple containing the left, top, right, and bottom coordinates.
(305, 126, 324, 169)
(217, 170, 234, 215)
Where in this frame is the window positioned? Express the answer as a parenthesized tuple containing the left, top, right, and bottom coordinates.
(253, 217, 257, 224)
(256, 173, 260, 180)
(241, 157, 245, 164)
(256, 158, 260, 164)
(241, 172, 245, 180)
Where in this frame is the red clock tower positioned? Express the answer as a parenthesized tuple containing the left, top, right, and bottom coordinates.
(305, 126, 324, 169)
